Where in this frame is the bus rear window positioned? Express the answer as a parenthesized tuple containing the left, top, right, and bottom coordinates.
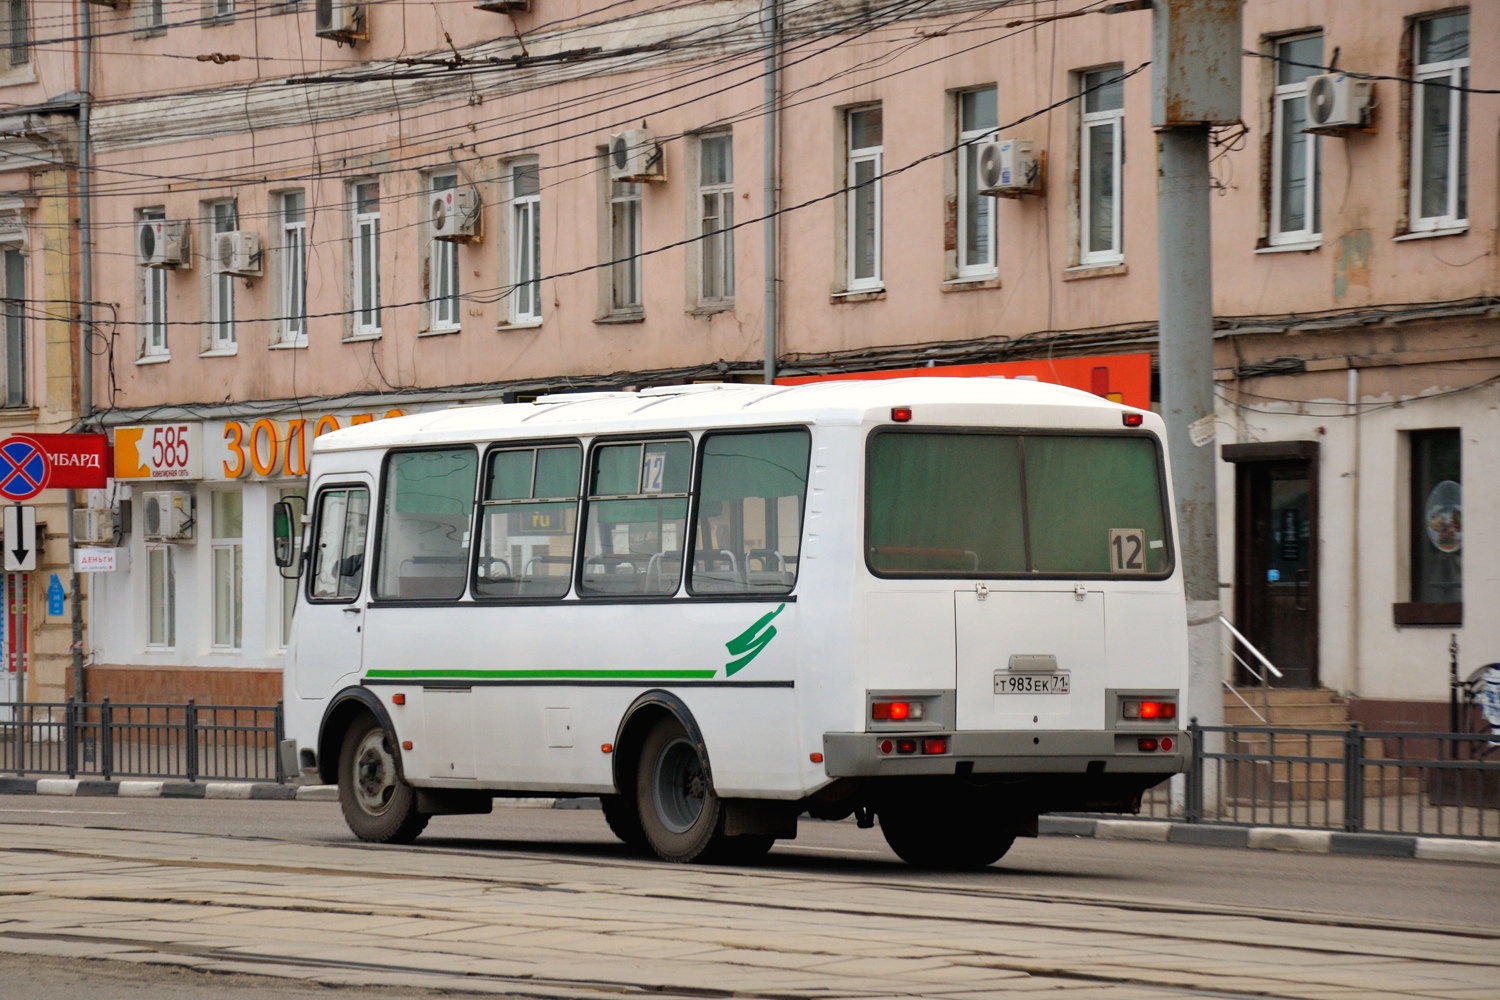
(867, 431, 1170, 578)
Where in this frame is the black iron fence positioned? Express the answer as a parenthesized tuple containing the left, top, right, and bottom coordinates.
(1134, 721, 1500, 839)
(0, 700, 284, 783)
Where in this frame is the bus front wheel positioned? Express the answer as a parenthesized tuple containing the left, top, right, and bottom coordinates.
(878, 807, 1014, 870)
(338, 715, 429, 844)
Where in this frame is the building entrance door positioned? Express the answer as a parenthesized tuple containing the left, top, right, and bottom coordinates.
(1230, 446, 1319, 689)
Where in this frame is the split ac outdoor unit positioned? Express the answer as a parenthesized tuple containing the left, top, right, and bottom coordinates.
(212, 231, 262, 277)
(142, 491, 195, 543)
(609, 129, 664, 182)
(1305, 73, 1374, 133)
(976, 139, 1042, 197)
(73, 508, 115, 547)
(475, 0, 530, 10)
(315, 0, 366, 42)
(431, 188, 482, 242)
(138, 219, 188, 268)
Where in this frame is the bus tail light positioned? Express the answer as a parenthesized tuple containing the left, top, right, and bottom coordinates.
(872, 700, 924, 722)
(1137, 737, 1158, 752)
(891, 407, 913, 422)
(1122, 699, 1176, 721)
(1160, 737, 1174, 752)
(922, 737, 947, 755)
(895, 739, 917, 755)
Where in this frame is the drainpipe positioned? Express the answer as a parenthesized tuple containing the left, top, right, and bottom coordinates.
(760, 0, 779, 384)
(1346, 366, 1359, 701)
(70, 0, 95, 702)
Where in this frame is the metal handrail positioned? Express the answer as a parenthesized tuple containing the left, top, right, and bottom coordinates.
(1219, 614, 1283, 725)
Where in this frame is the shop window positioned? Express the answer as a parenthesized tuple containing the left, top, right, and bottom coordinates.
(690, 430, 810, 595)
(580, 440, 691, 596)
(375, 449, 477, 600)
(211, 490, 243, 650)
(1396, 429, 1462, 625)
(147, 545, 175, 648)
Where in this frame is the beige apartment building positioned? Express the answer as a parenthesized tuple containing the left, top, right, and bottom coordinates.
(54, 1, 1493, 726)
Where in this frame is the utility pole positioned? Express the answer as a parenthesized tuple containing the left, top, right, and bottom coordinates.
(71, 0, 96, 703)
(761, 0, 781, 384)
(1152, 0, 1242, 780)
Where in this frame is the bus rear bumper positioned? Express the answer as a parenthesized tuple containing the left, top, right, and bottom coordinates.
(821, 729, 1191, 778)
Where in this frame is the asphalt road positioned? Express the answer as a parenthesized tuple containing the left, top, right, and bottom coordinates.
(0, 795, 1496, 999)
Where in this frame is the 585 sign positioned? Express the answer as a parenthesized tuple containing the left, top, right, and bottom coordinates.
(113, 424, 201, 480)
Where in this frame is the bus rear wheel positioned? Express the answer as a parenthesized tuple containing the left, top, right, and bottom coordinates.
(878, 808, 1014, 870)
(338, 715, 429, 844)
(636, 718, 723, 863)
(600, 794, 648, 850)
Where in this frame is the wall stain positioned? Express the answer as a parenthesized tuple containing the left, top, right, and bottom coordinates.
(1333, 229, 1372, 302)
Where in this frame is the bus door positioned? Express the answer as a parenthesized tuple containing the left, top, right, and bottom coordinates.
(954, 587, 1106, 731)
(294, 478, 374, 699)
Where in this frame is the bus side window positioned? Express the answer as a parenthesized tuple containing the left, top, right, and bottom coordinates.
(580, 440, 691, 597)
(689, 429, 811, 595)
(310, 488, 369, 601)
(474, 444, 582, 599)
(374, 448, 479, 601)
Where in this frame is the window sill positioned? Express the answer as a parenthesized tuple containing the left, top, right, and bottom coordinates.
(942, 274, 1001, 293)
(1392, 602, 1462, 626)
(1256, 239, 1322, 254)
(135, 354, 171, 366)
(419, 326, 461, 337)
(1062, 262, 1127, 281)
(689, 302, 734, 317)
(830, 288, 886, 303)
(199, 348, 238, 358)
(343, 332, 382, 343)
(1394, 225, 1469, 242)
(595, 311, 645, 325)
(0, 68, 38, 89)
(269, 340, 308, 350)
(498, 318, 544, 331)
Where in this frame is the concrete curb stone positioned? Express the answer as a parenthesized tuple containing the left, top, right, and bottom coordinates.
(1247, 827, 1333, 853)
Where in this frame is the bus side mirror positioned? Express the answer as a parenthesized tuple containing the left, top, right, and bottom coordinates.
(273, 501, 297, 570)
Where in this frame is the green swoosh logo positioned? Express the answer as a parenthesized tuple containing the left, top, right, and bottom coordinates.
(725, 604, 786, 676)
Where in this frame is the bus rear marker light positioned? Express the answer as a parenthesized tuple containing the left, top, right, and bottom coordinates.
(872, 700, 923, 721)
(1137, 737, 1158, 752)
(896, 739, 917, 755)
(392, 693, 405, 706)
(401, 741, 414, 751)
(1122, 412, 1144, 427)
(891, 407, 913, 422)
(921, 738, 947, 755)
(809, 752, 823, 763)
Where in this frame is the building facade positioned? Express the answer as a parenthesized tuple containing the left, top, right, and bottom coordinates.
(69, 1, 1493, 723)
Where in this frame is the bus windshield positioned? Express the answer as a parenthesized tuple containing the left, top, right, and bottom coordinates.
(867, 431, 1171, 577)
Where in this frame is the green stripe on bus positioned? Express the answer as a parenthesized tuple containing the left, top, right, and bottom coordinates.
(363, 669, 720, 680)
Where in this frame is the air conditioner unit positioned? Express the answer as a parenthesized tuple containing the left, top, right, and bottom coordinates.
(212, 231, 262, 277)
(138, 219, 188, 268)
(609, 129, 664, 182)
(475, 0, 530, 10)
(431, 188, 482, 242)
(1304, 73, 1374, 133)
(73, 508, 115, 547)
(142, 491, 195, 543)
(315, 0, 366, 42)
(976, 139, 1042, 197)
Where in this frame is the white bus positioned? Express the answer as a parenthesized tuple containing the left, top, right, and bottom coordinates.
(276, 378, 1190, 868)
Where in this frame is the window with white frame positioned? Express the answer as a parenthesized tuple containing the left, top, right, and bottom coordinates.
(957, 87, 998, 277)
(211, 490, 243, 650)
(698, 133, 734, 303)
(609, 177, 643, 311)
(147, 545, 175, 648)
(1079, 67, 1124, 265)
(138, 0, 165, 35)
(1411, 10, 1468, 232)
(509, 161, 542, 324)
(846, 106, 883, 291)
(1270, 34, 1322, 245)
(7, 0, 28, 66)
(205, 0, 232, 21)
(207, 199, 237, 351)
(139, 209, 169, 358)
(351, 180, 380, 337)
(278, 191, 307, 346)
(428, 173, 460, 331)
(0, 241, 23, 407)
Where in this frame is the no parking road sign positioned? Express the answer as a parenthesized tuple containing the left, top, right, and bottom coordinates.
(0, 438, 49, 502)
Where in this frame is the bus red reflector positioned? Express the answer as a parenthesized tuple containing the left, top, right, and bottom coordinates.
(891, 407, 913, 422)
(1160, 702, 1177, 719)
(401, 741, 414, 751)
(1123, 412, 1144, 427)
(896, 739, 917, 754)
(922, 738, 947, 755)
(1160, 737, 1174, 752)
(1137, 737, 1158, 752)
(872, 702, 890, 720)
(392, 693, 406, 706)
(601, 743, 613, 754)
(878, 739, 894, 755)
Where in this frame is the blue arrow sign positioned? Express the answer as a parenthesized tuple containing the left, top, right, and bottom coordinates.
(47, 574, 64, 616)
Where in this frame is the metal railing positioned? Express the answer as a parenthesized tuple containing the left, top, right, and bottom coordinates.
(1132, 720, 1500, 839)
(1219, 615, 1283, 725)
(0, 700, 285, 783)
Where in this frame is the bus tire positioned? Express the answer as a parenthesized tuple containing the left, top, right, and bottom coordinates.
(636, 718, 722, 863)
(878, 809, 1014, 870)
(705, 834, 775, 864)
(338, 715, 429, 844)
(600, 794, 648, 850)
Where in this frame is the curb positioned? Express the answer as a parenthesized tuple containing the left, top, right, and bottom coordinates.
(0, 780, 599, 808)
(1039, 816, 1498, 864)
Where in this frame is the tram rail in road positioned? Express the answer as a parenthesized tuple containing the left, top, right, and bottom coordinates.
(0, 799, 1494, 999)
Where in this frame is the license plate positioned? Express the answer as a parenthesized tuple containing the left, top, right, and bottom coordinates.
(995, 671, 1070, 695)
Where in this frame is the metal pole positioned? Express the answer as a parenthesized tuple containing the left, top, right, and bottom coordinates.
(760, 0, 780, 384)
(1157, 125, 1223, 736)
(71, 0, 95, 703)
